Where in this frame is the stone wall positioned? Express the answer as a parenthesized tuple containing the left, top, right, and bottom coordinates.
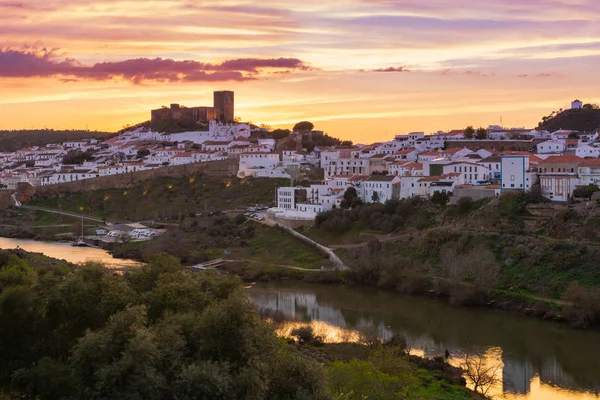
(451, 186, 500, 203)
(25, 160, 237, 201)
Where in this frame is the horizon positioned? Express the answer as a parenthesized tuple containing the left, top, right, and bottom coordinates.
(1, 0, 599, 142)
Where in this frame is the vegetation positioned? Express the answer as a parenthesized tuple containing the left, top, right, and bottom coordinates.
(538, 106, 600, 132)
(340, 187, 363, 209)
(29, 175, 288, 221)
(308, 192, 600, 328)
(0, 250, 330, 399)
(463, 126, 475, 139)
(475, 127, 487, 140)
(293, 121, 315, 131)
(151, 116, 209, 133)
(62, 149, 96, 165)
(113, 218, 330, 269)
(0, 129, 112, 152)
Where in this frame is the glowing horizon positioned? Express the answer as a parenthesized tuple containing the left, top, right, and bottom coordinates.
(1, 0, 599, 142)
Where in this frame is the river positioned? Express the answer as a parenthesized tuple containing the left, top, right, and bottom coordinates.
(248, 281, 600, 400)
(0, 237, 140, 268)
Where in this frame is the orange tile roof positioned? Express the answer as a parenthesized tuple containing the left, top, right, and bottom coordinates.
(580, 158, 600, 167)
(541, 156, 583, 163)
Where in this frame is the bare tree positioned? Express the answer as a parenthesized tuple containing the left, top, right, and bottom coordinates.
(459, 351, 502, 396)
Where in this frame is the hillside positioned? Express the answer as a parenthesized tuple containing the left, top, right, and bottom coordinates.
(304, 194, 600, 328)
(27, 174, 288, 221)
(538, 107, 600, 132)
(0, 129, 114, 152)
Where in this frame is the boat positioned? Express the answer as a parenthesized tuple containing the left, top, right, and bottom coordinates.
(71, 216, 88, 247)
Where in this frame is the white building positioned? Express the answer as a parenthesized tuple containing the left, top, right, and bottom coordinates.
(537, 140, 565, 154)
(571, 99, 583, 109)
(324, 157, 370, 179)
(238, 153, 281, 178)
(578, 158, 600, 186)
(362, 175, 401, 203)
(443, 162, 488, 185)
(500, 156, 537, 192)
(576, 144, 600, 159)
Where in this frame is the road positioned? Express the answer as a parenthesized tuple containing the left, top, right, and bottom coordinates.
(21, 205, 106, 224)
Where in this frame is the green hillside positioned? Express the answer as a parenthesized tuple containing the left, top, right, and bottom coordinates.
(538, 106, 600, 132)
(0, 129, 114, 152)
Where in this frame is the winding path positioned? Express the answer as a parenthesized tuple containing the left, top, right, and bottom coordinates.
(20, 205, 106, 224)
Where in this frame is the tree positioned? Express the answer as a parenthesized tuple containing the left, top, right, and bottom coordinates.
(463, 126, 475, 139)
(62, 149, 95, 165)
(271, 129, 291, 140)
(293, 121, 314, 132)
(371, 191, 380, 203)
(475, 127, 487, 140)
(137, 148, 150, 159)
(340, 140, 354, 147)
(340, 187, 362, 209)
(24, 160, 35, 168)
(459, 350, 502, 396)
(0, 252, 330, 400)
(431, 191, 450, 206)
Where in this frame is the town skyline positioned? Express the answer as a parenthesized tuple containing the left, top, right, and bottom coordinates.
(1, 0, 600, 142)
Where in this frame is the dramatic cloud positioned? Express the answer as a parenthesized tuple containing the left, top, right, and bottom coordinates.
(0, 48, 310, 83)
(372, 66, 409, 72)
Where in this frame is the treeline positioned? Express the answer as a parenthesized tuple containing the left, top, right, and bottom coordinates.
(538, 106, 600, 132)
(0, 250, 328, 399)
(0, 129, 113, 152)
(315, 197, 437, 234)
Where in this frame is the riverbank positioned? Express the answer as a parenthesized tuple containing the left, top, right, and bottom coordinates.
(0, 248, 484, 400)
(249, 280, 600, 400)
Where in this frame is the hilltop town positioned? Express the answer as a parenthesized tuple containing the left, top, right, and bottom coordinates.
(1, 96, 600, 220)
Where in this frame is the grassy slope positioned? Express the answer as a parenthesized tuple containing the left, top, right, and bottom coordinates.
(29, 175, 288, 222)
(310, 198, 600, 303)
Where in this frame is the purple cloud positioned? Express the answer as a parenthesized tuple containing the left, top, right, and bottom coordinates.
(372, 66, 409, 72)
(0, 48, 310, 83)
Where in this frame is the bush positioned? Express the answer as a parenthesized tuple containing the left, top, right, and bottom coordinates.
(456, 197, 473, 214)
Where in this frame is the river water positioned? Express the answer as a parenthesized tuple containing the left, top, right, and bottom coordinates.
(3, 237, 598, 399)
(248, 281, 600, 400)
(0, 237, 140, 268)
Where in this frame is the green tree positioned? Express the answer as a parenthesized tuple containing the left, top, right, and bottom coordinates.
(62, 149, 95, 165)
(463, 126, 475, 139)
(271, 129, 291, 140)
(371, 191, 380, 203)
(293, 121, 314, 131)
(431, 191, 450, 206)
(475, 127, 487, 140)
(0, 252, 330, 400)
(137, 148, 151, 159)
(340, 187, 362, 209)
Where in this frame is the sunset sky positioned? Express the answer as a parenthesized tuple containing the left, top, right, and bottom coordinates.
(1, 0, 599, 143)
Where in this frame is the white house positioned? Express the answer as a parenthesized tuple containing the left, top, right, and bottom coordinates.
(443, 162, 488, 185)
(572, 99, 583, 109)
(576, 144, 600, 159)
(478, 156, 502, 180)
(537, 140, 565, 154)
(362, 175, 401, 203)
(578, 158, 600, 186)
(393, 148, 419, 162)
(500, 156, 529, 191)
(238, 153, 281, 178)
(324, 157, 370, 179)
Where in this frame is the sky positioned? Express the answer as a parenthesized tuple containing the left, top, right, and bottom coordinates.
(1, 0, 599, 143)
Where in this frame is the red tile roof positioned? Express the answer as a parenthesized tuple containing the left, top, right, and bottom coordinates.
(541, 156, 584, 163)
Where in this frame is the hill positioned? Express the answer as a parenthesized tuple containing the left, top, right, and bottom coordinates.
(538, 106, 600, 132)
(304, 194, 600, 328)
(0, 129, 114, 152)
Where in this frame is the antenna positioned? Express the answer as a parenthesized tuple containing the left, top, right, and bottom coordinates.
(500, 116, 503, 127)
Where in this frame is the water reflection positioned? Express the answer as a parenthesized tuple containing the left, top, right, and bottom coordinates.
(248, 281, 600, 400)
(0, 237, 140, 269)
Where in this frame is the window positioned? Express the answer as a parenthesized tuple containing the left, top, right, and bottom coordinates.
(511, 175, 515, 181)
